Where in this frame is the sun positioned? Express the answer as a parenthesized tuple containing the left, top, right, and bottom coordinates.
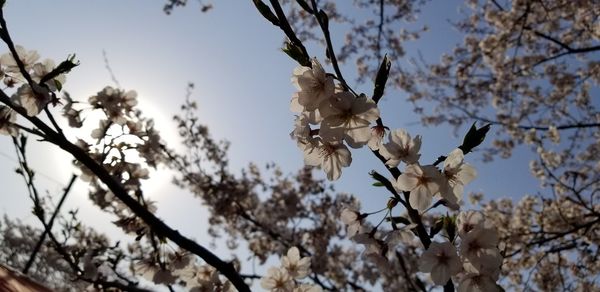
(51, 88, 183, 199)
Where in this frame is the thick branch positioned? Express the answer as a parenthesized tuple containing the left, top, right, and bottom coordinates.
(0, 91, 250, 292)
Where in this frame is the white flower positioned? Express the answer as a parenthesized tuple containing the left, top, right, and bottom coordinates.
(291, 58, 334, 111)
(395, 164, 442, 212)
(340, 207, 364, 237)
(11, 83, 51, 116)
(456, 211, 485, 238)
(290, 113, 312, 142)
(418, 241, 462, 285)
(459, 228, 502, 274)
(458, 273, 502, 292)
(363, 250, 390, 270)
(547, 125, 560, 144)
(193, 265, 220, 287)
(440, 149, 477, 205)
(260, 267, 294, 292)
(0, 45, 40, 73)
(304, 139, 351, 180)
(384, 224, 417, 248)
(379, 129, 422, 167)
(290, 92, 323, 124)
(357, 238, 389, 270)
(89, 86, 137, 125)
(319, 92, 380, 148)
(281, 247, 311, 279)
(0, 106, 18, 136)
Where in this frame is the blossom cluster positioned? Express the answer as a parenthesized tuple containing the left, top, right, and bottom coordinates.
(260, 247, 321, 292)
(396, 148, 477, 212)
(131, 252, 236, 291)
(341, 206, 503, 291)
(289, 58, 380, 180)
(0, 45, 66, 135)
(420, 211, 503, 291)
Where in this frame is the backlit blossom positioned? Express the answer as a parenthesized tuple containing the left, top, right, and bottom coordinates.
(379, 129, 421, 167)
(395, 164, 442, 212)
(459, 227, 502, 274)
(419, 241, 462, 285)
(456, 211, 485, 238)
(89, 86, 138, 125)
(0, 45, 40, 73)
(290, 113, 312, 142)
(340, 207, 364, 237)
(547, 125, 560, 144)
(319, 92, 380, 148)
(291, 58, 334, 111)
(0, 106, 18, 136)
(304, 139, 351, 180)
(11, 83, 51, 116)
(384, 224, 417, 248)
(260, 267, 294, 292)
(281, 247, 311, 279)
(290, 92, 323, 124)
(440, 149, 477, 205)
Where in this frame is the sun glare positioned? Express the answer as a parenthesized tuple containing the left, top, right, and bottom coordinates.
(51, 88, 182, 199)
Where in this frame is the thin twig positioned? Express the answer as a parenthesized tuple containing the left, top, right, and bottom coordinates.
(23, 174, 77, 274)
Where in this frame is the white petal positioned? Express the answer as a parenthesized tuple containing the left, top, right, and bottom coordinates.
(410, 185, 433, 212)
(457, 164, 477, 184)
(395, 173, 419, 191)
(431, 264, 450, 285)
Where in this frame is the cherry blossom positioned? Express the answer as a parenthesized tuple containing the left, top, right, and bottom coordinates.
(459, 227, 502, 274)
(10, 83, 51, 116)
(419, 241, 462, 285)
(0, 45, 40, 73)
(260, 267, 295, 292)
(395, 164, 442, 212)
(291, 58, 334, 111)
(281, 247, 311, 279)
(303, 139, 351, 180)
(379, 128, 422, 167)
(384, 224, 417, 248)
(88, 86, 138, 125)
(456, 211, 485, 238)
(340, 207, 364, 237)
(440, 149, 477, 205)
(318, 92, 380, 148)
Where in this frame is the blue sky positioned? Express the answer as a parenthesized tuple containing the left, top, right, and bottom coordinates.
(0, 0, 542, 287)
